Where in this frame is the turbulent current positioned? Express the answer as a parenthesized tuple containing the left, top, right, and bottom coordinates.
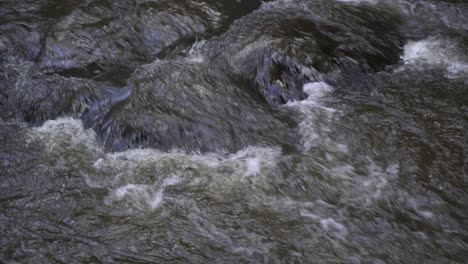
(0, 0, 467, 263)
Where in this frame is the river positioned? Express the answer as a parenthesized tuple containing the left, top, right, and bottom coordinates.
(0, 0, 467, 263)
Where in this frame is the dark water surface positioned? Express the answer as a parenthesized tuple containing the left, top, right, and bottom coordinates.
(1, 0, 467, 263)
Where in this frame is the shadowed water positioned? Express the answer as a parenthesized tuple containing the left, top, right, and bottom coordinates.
(1, 0, 467, 263)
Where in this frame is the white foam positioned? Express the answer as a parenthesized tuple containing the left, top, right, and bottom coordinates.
(96, 146, 281, 210)
(187, 40, 206, 63)
(29, 117, 101, 154)
(403, 38, 447, 63)
(320, 218, 348, 238)
(420, 211, 435, 219)
(300, 210, 348, 239)
(303, 82, 334, 107)
(285, 82, 336, 151)
(402, 37, 468, 78)
(28, 118, 282, 211)
(447, 62, 468, 77)
(226, 146, 281, 178)
(104, 174, 182, 210)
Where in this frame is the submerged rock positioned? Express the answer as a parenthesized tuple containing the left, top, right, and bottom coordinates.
(0, 0, 265, 123)
(197, 0, 403, 105)
(83, 60, 298, 152)
(0, 54, 111, 122)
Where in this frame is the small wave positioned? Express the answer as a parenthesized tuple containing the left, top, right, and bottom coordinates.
(300, 210, 349, 239)
(401, 37, 468, 78)
(285, 81, 336, 151)
(187, 40, 206, 63)
(28, 117, 283, 211)
(104, 175, 181, 211)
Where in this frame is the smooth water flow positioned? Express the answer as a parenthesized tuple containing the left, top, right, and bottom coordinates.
(1, 0, 467, 263)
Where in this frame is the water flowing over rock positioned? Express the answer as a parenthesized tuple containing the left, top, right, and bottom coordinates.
(83, 60, 298, 152)
(1, 0, 467, 263)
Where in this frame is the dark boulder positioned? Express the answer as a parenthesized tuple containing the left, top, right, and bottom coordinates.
(198, 0, 403, 105)
(83, 60, 299, 152)
(0, 54, 110, 122)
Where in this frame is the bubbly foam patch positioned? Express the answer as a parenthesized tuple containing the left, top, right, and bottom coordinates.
(29, 118, 282, 211)
(285, 81, 336, 151)
(27, 111, 407, 220)
(402, 37, 468, 78)
(403, 39, 449, 63)
(99, 146, 282, 211)
(29, 117, 100, 154)
(104, 175, 181, 210)
(26, 112, 431, 248)
(187, 40, 206, 63)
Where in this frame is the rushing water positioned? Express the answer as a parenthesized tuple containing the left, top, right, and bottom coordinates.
(1, 0, 467, 263)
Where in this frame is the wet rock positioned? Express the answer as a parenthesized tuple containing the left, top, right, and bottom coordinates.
(0, 23, 43, 61)
(399, 0, 468, 39)
(37, 0, 263, 75)
(0, 0, 264, 85)
(83, 60, 298, 152)
(0, 0, 266, 124)
(0, 54, 110, 122)
(253, 52, 314, 105)
(199, 0, 403, 105)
